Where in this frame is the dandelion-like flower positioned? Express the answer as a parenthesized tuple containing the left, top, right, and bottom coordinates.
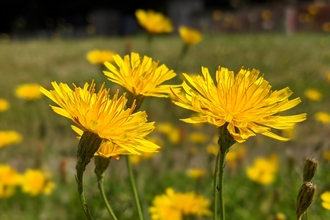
(19, 169, 55, 196)
(149, 188, 212, 220)
(321, 191, 330, 210)
(171, 66, 307, 143)
(86, 49, 115, 65)
(304, 88, 322, 101)
(40, 81, 160, 157)
(0, 130, 22, 149)
(0, 98, 10, 112)
(315, 111, 330, 124)
(15, 83, 43, 100)
(104, 52, 180, 98)
(179, 26, 202, 45)
(135, 9, 173, 34)
(246, 154, 279, 185)
(0, 164, 20, 198)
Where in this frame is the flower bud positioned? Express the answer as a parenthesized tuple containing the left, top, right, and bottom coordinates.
(296, 181, 316, 220)
(303, 158, 318, 182)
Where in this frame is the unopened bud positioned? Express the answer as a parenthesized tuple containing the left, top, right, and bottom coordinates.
(296, 181, 316, 220)
(303, 158, 318, 182)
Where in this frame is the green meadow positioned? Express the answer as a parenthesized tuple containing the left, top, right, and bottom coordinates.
(1, 32, 330, 220)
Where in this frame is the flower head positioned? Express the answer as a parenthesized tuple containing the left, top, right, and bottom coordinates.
(0, 130, 22, 149)
(40, 81, 160, 157)
(135, 9, 173, 34)
(321, 191, 330, 210)
(86, 49, 115, 65)
(0, 98, 10, 112)
(149, 188, 212, 220)
(304, 88, 322, 101)
(0, 164, 20, 198)
(179, 26, 202, 45)
(171, 66, 306, 143)
(246, 154, 279, 185)
(19, 169, 55, 196)
(315, 111, 330, 124)
(104, 52, 180, 98)
(15, 83, 43, 100)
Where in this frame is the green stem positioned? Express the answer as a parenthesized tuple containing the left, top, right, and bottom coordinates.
(76, 164, 94, 220)
(97, 174, 118, 220)
(126, 155, 144, 220)
(214, 146, 228, 220)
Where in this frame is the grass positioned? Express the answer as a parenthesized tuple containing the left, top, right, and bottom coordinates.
(1, 32, 330, 220)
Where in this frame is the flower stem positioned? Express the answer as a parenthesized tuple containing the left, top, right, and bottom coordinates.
(97, 174, 118, 220)
(214, 125, 236, 220)
(76, 163, 94, 220)
(126, 155, 144, 220)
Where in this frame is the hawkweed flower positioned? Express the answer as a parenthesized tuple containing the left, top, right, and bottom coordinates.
(171, 65, 306, 220)
(15, 83, 43, 100)
(304, 88, 322, 101)
(186, 168, 205, 179)
(0, 130, 22, 149)
(0, 164, 20, 199)
(149, 188, 212, 220)
(246, 154, 279, 185)
(135, 9, 173, 34)
(321, 191, 330, 210)
(171, 66, 306, 143)
(315, 111, 330, 124)
(188, 132, 207, 144)
(86, 49, 115, 65)
(19, 169, 55, 196)
(179, 26, 202, 46)
(41, 80, 159, 219)
(0, 98, 10, 112)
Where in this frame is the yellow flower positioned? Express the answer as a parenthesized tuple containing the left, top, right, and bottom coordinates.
(15, 83, 43, 100)
(19, 169, 55, 196)
(156, 123, 181, 144)
(40, 81, 160, 158)
(186, 169, 205, 179)
(315, 112, 330, 124)
(179, 26, 202, 45)
(188, 132, 207, 144)
(261, 10, 272, 20)
(246, 154, 279, 185)
(135, 9, 173, 34)
(0, 130, 22, 149)
(304, 88, 322, 101)
(321, 191, 330, 210)
(0, 164, 20, 198)
(104, 52, 180, 98)
(149, 188, 212, 220)
(206, 144, 218, 156)
(0, 98, 10, 111)
(171, 66, 306, 143)
(323, 150, 330, 161)
(86, 49, 115, 64)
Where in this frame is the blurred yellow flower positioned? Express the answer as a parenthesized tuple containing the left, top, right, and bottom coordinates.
(323, 150, 330, 161)
(156, 122, 174, 134)
(206, 144, 218, 156)
(0, 164, 20, 198)
(315, 112, 330, 124)
(179, 26, 202, 45)
(156, 122, 181, 144)
(149, 188, 212, 220)
(186, 168, 205, 179)
(246, 154, 279, 185)
(188, 132, 207, 144)
(104, 52, 180, 98)
(40, 81, 160, 158)
(321, 191, 330, 210)
(322, 22, 330, 32)
(86, 49, 115, 64)
(15, 83, 43, 100)
(275, 212, 286, 220)
(327, 73, 330, 82)
(304, 88, 322, 101)
(281, 125, 297, 140)
(225, 143, 247, 169)
(0, 98, 10, 112)
(19, 169, 55, 196)
(171, 66, 306, 143)
(135, 9, 173, 34)
(130, 152, 154, 165)
(0, 130, 22, 149)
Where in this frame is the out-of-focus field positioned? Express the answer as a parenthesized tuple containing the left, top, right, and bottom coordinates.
(1, 33, 330, 220)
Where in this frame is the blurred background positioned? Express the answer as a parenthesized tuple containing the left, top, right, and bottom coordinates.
(1, 0, 330, 39)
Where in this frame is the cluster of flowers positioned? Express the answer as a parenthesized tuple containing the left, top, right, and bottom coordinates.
(0, 164, 55, 198)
